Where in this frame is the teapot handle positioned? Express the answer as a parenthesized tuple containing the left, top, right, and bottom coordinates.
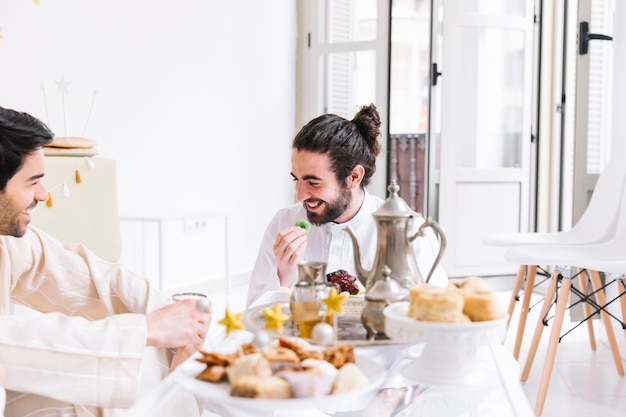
(410, 217, 447, 284)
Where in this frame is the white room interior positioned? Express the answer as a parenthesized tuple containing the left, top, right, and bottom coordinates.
(1, 1, 625, 415)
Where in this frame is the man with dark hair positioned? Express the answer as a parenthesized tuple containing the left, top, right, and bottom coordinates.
(246, 104, 447, 306)
(0, 106, 209, 416)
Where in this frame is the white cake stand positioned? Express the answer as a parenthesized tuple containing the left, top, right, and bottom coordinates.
(384, 302, 507, 385)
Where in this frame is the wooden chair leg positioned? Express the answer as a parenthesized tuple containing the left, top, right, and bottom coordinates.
(588, 270, 625, 376)
(508, 265, 527, 326)
(534, 274, 571, 416)
(521, 270, 559, 382)
(513, 265, 538, 360)
(577, 268, 597, 351)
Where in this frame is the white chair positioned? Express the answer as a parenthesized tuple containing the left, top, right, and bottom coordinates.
(504, 191, 626, 415)
(484, 156, 626, 359)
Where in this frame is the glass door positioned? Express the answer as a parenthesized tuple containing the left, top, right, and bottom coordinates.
(436, 0, 536, 277)
(298, 0, 391, 196)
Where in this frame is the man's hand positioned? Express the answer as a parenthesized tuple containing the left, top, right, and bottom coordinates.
(145, 300, 212, 348)
(169, 344, 197, 371)
(273, 225, 308, 287)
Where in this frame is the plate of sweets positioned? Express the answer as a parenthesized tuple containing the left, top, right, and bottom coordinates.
(176, 335, 386, 413)
(384, 276, 507, 385)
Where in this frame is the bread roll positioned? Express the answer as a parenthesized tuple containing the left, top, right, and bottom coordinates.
(408, 284, 470, 323)
(462, 290, 504, 321)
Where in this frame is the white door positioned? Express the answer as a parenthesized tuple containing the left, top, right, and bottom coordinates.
(436, 1, 536, 277)
(298, 0, 390, 196)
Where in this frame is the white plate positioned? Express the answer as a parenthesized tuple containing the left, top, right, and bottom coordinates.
(175, 354, 386, 412)
(384, 302, 508, 385)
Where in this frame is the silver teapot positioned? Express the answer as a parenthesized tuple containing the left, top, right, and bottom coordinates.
(361, 265, 408, 340)
(345, 180, 446, 291)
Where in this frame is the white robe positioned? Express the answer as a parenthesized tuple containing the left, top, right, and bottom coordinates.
(246, 190, 448, 307)
(0, 226, 198, 417)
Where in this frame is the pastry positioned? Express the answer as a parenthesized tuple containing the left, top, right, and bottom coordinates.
(408, 277, 504, 323)
(276, 366, 334, 397)
(408, 284, 469, 323)
(301, 358, 339, 380)
(278, 337, 322, 361)
(226, 353, 272, 384)
(323, 344, 355, 368)
(448, 276, 487, 293)
(331, 362, 369, 394)
(262, 347, 301, 372)
(195, 365, 227, 383)
(462, 290, 505, 321)
(230, 375, 292, 399)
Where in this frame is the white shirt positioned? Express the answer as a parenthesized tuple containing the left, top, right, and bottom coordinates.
(0, 226, 193, 416)
(246, 190, 447, 306)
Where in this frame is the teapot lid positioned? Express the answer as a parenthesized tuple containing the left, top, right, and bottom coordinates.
(374, 180, 416, 218)
(365, 266, 408, 301)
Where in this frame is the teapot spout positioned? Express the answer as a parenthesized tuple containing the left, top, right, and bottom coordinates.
(344, 225, 370, 288)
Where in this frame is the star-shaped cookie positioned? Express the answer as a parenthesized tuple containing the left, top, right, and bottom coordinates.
(262, 303, 290, 333)
(218, 307, 245, 335)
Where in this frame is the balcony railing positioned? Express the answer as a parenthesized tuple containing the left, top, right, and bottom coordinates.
(388, 133, 426, 213)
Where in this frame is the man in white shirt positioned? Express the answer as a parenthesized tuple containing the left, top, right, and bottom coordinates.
(0, 106, 210, 416)
(246, 104, 447, 307)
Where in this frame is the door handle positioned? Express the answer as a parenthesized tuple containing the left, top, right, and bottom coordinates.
(579, 21, 613, 55)
(431, 62, 442, 86)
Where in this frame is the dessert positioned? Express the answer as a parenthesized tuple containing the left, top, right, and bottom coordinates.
(230, 375, 293, 399)
(322, 344, 355, 368)
(295, 219, 311, 233)
(262, 347, 301, 372)
(196, 364, 227, 382)
(331, 363, 369, 394)
(408, 284, 470, 323)
(278, 337, 322, 361)
(407, 276, 504, 323)
(326, 269, 361, 295)
(448, 276, 487, 293)
(226, 353, 272, 384)
(276, 366, 334, 397)
(462, 290, 505, 321)
(195, 339, 366, 399)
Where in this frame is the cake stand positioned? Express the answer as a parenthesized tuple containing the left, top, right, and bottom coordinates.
(384, 302, 507, 385)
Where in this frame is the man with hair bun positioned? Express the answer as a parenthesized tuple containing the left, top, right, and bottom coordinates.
(246, 104, 447, 307)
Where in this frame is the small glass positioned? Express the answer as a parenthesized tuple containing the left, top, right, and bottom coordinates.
(171, 292, 211, 312)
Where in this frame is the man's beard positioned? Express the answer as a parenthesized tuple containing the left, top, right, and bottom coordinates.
(304, 186, 352, 226)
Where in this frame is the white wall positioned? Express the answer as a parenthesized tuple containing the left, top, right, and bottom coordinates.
(0, 0, 297, 283)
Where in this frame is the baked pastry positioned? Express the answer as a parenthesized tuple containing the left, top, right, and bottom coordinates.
(323, 344, 355, 368)
(230, 375, 292, 399)
(448, 276, 487, 293)
(196, 351, 238, 367)
(226, 353, 272, 384)
(301, 358, 339, 381)
(331, 363, 369, 394)
(408, 277, 504, 323)
(276, 366, 334, 397)
(196, 365, 227, 382)
(262, 347, 301, 372)
(408, 284, 470, 323)
(462, 290, 504, 321)
(278, 337, 322, 360)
